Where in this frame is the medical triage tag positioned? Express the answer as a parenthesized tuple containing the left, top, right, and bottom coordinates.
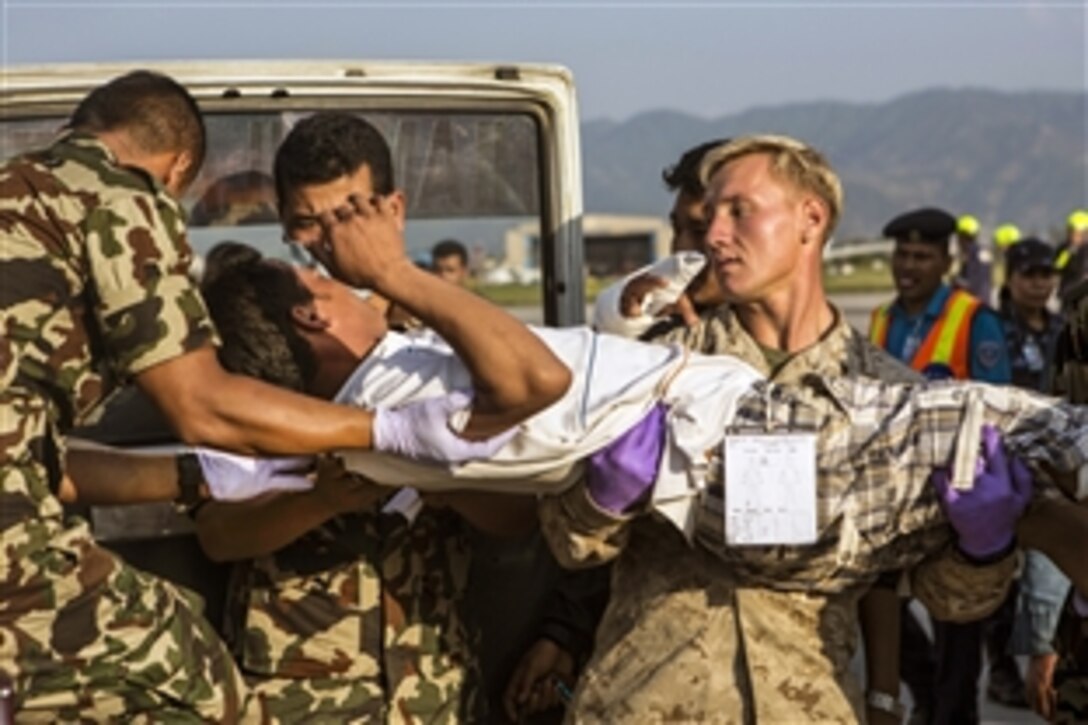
(722, 432, 818, 545)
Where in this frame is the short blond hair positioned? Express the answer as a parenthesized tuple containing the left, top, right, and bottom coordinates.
(698, 134, 843, 241)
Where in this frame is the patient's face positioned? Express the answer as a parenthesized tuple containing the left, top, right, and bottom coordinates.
(295, 266, 388, 357)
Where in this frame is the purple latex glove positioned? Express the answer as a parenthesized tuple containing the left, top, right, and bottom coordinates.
(586, 403, 668, 514)
(932, 424, 1034, 560)
(373, 391, 516, 464)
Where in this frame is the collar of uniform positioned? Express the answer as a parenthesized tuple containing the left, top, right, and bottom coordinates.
(55, 129, 119, 165)
(53, 130, 175, 204)
(708, 303, 851, 382)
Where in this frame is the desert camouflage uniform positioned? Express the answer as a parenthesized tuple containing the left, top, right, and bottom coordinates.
(541, 305, 1018, 723)
(228, 504, 481, 723)
(0, 132, 246, 721)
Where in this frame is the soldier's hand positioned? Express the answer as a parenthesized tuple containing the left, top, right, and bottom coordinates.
(312, 457, 383, 515)
(316, 192, 412, 290)
(1025, 652, 1058, 720)
(503, 638, 575, 721)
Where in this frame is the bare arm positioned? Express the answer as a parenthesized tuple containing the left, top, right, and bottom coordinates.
(425, 490, 539, 538)
(60, 444, 185, 505)
(137, 346, 375, 455)
(315, 194, 572, 439)
(859, 585, 902, 725)
(195, 460, 382, 562)
(1018, 496, 1088, 597)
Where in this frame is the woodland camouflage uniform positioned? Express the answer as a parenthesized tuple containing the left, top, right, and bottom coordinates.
(541, 305, 1019, 724)
(0, 132, 246, 721)
(226, 503, 482, 724)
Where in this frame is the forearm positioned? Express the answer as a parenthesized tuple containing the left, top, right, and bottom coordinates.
(369, 261, 571, 436)
(137, 347, 374, 455)
(427, 490, 538, 537)
(1018, 496, 1088, 597)
(195, 491, 340, 562)
(859, 585, 901, 696)
(61, 443, 181, 505)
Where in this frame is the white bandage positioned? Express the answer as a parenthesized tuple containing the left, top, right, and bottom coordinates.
(592, 252, 707, 338)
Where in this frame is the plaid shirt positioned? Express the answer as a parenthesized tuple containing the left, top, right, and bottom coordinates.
(695, 373, 1082, 592)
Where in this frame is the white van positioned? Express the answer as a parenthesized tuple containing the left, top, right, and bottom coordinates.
(1, 61, 588, 713)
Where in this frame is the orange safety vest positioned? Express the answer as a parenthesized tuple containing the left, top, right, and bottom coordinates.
(869, 289, 981, 380)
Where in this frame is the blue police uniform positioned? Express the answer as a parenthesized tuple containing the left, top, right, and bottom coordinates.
(880, 284, 1011, 383)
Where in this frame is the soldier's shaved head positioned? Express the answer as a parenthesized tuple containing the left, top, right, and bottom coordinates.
(70, 70, 206, 188)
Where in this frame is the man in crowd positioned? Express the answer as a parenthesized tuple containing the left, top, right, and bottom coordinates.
(1057, 208, 1088, 306)
(871, 207, 1010, 383)
(0, 71, 567, 719)
(870, 207, 1011, 723)
(538, 135, 1021, 722)
(432, 238, 471, 286)
(952, 213, 993, 304)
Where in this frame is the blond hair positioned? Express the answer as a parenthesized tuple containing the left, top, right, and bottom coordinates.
(698, 134, 843, 242)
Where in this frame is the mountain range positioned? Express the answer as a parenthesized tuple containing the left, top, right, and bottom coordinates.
(581, 87, 1087, 243)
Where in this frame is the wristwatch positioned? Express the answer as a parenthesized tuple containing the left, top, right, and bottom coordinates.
(865, 689, 905, 720)
(175, 451, 206, 508)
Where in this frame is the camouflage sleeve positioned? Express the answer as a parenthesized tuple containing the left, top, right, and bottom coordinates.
(85, 191, 218, 377)
(538, 480, 633, 569)
(909, 544, 1018, 622)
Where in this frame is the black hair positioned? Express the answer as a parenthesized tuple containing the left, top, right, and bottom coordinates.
(201, 243, 316, 391)
(274, 112, 394, 207)
(70, 70, 206, 187)
(662, 138, 731, 197)
(431, 238, 468, 266)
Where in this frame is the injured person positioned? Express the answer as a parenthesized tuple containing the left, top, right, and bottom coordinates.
(196, 243, 1088, 595)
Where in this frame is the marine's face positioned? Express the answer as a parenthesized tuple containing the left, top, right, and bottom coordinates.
(702, 153, 807, 303)
(669, 191, 721, 307)
(891, 240, 950, 308)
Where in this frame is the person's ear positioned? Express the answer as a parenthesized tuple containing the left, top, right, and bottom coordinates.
(290, 302, 329, 332)
(799, 196, 828, 245)
(164, 150, 194, 197)
(386, 190, 407, 231)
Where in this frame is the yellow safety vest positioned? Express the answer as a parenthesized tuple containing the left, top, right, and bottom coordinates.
(869, 289, 981, 380)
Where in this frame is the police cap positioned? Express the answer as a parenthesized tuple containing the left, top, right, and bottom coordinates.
(1005, 237, 1056, 276)
(883, 207, 957, 246)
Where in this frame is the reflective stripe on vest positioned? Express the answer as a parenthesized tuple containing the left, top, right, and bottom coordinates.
(869, 306, 891, 348)
(869, 290, 980, 379)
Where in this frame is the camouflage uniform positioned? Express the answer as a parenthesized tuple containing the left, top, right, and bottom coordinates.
(0, 132, 246, 720)
(227, 504, 481, 723)
(540, 305, 1017, 723)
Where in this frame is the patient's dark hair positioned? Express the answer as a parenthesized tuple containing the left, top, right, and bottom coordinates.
(201, 242, 316, 391)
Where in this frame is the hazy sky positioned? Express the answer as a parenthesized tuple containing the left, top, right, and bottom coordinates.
(2, 1, 1085, 121)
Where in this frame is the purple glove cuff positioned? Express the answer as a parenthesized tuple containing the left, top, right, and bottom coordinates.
(586, 403, 668, 515)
